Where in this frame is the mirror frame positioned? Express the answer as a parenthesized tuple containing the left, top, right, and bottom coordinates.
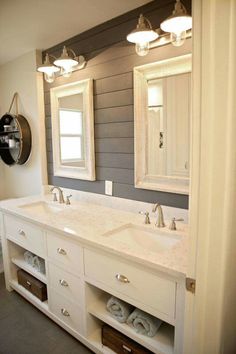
(50, 79, 96, 180)
(134, 54, 192, 195)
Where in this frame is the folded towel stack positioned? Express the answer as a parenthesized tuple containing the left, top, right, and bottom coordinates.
(106, 296, 134, 323)
(23, 251, 45, 274)
(127, 308, 162, 337)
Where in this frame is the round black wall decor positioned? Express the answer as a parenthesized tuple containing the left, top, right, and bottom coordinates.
(0, 113, 32, 166)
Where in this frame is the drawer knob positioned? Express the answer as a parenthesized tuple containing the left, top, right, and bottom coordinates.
(61, 308, 70, 316)
(18, 229, 25, 236)
(59, 279, 68, 287)
(115, 274, 130, 283)
(57, 248, 67, 255)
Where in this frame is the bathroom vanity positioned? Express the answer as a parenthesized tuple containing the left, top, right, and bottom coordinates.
(0, 192, 188, 354)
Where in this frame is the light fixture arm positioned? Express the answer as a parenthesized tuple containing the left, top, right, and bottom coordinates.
(66, 47, 77, 59)
(137, 14, 153, 31)
(173, 0, 187, 15)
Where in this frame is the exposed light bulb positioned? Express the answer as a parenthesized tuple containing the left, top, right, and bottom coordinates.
(170, 30, 186, 46)
(60, 66, 73, 78)
(135, 42, 149, 56)
(44, 72, 55, 83)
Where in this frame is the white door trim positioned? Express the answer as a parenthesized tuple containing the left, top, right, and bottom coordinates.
(184, 0, 236, 353)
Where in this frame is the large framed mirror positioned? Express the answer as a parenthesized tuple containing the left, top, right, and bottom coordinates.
(50, 79, 95, 180)
(134, 54, 191, 194)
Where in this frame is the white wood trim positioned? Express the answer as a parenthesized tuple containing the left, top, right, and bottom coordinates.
(134, 54, 191, 195)
(184, 0, 236, 352)
(50, 79, 96, 181)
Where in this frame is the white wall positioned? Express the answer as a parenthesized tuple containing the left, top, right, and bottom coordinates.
(0, 50, 47, 199)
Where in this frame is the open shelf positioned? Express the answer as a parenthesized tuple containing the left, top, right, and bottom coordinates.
(9, 279, 48, 312)
(88, 293, 174, 354)
(11, 255, 47, 284)
(0, 130, 19, 136)
(88, 328, 116, 354)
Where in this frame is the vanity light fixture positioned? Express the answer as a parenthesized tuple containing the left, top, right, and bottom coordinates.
(160, 0, 192, 47)
(37, 53, 60, 83)
(126, 14, 158, 56)
(53, 46, 86, 78)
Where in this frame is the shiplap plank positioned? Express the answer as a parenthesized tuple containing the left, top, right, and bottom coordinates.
(46, 139, 52, 152)
(95, 105, 133, 124)
(48, 175, 105, 194)
(96, 153, 134, 169)
(94, 89, 133, 109)
(113, 183, 189, 209)
(95, 138, 134, 153)
(96, 167, 134, 185)
(46, 128, 52, 141)
(95, 122, 133, 139)
(94, 72, 133, 95)
(45, 116, 51, 129)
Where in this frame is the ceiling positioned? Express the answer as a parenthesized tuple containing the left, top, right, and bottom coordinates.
(0, 0, 151, 66)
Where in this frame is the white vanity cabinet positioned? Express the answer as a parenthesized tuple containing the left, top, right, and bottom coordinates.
(1, 211, 185, 354)
(46, 231, 85, 335)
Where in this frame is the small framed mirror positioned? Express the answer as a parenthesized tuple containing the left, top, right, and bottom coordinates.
(134, 54, 191, 194)
(50, 79, 95, 180)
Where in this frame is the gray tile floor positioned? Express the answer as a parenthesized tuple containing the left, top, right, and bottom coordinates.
(0, 273, 93, 354)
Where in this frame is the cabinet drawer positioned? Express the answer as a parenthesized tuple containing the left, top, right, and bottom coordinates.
(84, 249, 176, 319)
(4, 214, 45, 257)
(49, 288, 82, 333)
(48, 262, 82, 303)
(47, 232, 83, 274)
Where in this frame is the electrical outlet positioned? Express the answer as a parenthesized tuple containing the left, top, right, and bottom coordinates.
(105, 180, 113, 196)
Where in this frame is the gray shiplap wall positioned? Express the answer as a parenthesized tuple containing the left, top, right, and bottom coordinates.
(43, 0, 191, 209)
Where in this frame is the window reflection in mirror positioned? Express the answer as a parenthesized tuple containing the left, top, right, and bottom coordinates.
(50, 79, 95, 180)
(58, 94, 84, 166)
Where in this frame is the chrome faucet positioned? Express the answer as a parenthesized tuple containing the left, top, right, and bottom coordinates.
(152, 203, 165, 228)
(50, 186, 65, 204)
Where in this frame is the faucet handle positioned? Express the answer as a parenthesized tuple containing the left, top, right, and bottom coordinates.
(66, 194, 72, 205)
(169, 217, 184, 230)
(139, 211, 151, 224)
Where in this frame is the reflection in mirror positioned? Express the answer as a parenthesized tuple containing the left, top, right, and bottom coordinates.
(134, 54, 191, 194)
(50, 79, 95, 180)
(58, 94, 84, 167)
(147, 74, 190, 178)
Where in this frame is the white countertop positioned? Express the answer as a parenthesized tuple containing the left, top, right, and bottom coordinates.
(0, 194, 188, 278)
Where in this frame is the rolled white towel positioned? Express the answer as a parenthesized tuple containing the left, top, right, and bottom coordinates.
(106, 296, 134, 323)
(23, 251, 34, 266)
(127, 308, 162, 337)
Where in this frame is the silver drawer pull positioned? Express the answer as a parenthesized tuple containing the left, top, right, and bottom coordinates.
(18, 229, 25, 236)
(115, 274, 130, 283)
(26, 280, 31, 287)
(61, 308, 70, 317)
(57, 247, 67, 255)
(122, 344, 132, 353)
(59, 279, 68, 287)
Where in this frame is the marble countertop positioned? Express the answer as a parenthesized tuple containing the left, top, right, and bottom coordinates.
(0, 194, 188, 278)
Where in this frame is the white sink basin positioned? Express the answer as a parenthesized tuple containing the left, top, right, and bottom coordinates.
(103, 223, 181, 253)
(19, 201, 66, 214)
